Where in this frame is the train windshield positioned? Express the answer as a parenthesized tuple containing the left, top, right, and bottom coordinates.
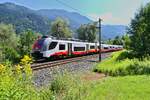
(49, 42, 58, 50)
(33, 39, 45, 50)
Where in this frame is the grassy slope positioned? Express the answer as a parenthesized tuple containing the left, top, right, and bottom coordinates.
(95, 51, 133, 73)
(83, 51, 150, 100)
(86, 75, 150, 100)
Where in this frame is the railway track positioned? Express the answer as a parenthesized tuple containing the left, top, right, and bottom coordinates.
(31, 53, 111, 71)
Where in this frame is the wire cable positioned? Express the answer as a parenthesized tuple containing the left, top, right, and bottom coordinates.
(55, 0, 94, 20)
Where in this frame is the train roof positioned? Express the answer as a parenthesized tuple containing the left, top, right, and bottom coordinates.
(44, 37, 95, 44)
(40, 37, 123, 47)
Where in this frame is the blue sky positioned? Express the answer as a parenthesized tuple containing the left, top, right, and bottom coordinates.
(0, 0, 150, 25)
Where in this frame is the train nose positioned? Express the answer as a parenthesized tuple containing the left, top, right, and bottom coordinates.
(31, 51, 43, 59)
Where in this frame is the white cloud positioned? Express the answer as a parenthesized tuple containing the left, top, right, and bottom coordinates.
(88, 13, 130, 25)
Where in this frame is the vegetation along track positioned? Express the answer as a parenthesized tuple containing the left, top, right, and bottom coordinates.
(31, 53, 111, 71)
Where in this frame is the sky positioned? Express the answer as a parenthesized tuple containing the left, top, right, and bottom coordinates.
(0, 0, 150, 25)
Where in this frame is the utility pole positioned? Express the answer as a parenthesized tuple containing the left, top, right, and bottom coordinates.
(99, 18, 102, 62)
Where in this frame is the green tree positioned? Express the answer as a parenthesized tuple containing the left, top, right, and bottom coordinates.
(19, 30, 38, 56)
(112, 36, 123, 45)
(76, 24, 87, 41)
(50, 17, 72, 38)
(122, 34, 131, 49)
(128, 3, 150, 56)
(0, 23, 19, 62)
(77, 22, 98, 42)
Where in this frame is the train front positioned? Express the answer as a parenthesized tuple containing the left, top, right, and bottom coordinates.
(31, 36, 50, 59)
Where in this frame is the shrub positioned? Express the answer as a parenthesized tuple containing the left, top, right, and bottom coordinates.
(0, 62, 54, 100)
(95, 51, 150, 76)
(50, 72, 89, 100)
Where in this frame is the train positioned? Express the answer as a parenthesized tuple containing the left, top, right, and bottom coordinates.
(31, 36, 123, 59)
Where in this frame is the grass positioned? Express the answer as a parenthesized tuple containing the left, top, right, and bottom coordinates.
(1, 52, 150, 100)
(86, 75, 150, 100)
(94, 51, 150, 76)
(50, 72, 150, 100)
(48, 51, 150, 99)
(95, 51, 131, 71)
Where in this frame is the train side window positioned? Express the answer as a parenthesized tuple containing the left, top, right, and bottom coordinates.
(49, 42, 58, 50)
(104, 47, 108, 49)
(74, 47, 85, 51)
(59, 44, 65, 50)
(90, 46, 95, 49)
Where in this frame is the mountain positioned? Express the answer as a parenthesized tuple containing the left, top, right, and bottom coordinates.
(102, 25, 127, 39)
(0, 2, 51, 34)
(0, 2, 127, 39)
(38, 9, 92, 29)
(37, 9, 127, 39)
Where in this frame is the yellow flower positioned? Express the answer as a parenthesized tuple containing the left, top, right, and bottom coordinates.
(24, 64, 32, 77)
(0, 64, 6, 73)
(15, 64, 22, 75)
(20, 55, 32, 65)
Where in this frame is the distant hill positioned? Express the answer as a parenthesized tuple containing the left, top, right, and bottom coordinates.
(0, 2, 127, 39)
(0, 2, 50, 34)
(102, 25, 127, 39)
(38, 9, 92, 29)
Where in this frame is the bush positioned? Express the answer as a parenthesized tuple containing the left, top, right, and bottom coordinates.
(116, 50, 134, 60)
(0, 61, 54, 100)
(3, 47, 20, 63)
(95, 51, 150, 76)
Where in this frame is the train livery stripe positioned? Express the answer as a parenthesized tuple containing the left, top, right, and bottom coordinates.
(50, 49, 123, 57)
(88, 49, 97, 53)
(51, 51, 68, 56)
(72, 51, 87, 55)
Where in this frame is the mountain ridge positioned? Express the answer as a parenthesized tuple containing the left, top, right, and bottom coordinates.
(0, 2, 127, 39)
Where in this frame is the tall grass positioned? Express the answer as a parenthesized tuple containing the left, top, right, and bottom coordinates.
(94, 51, 150, 76)
(0, 56, 54, 100)
(50, 72, 90, 100)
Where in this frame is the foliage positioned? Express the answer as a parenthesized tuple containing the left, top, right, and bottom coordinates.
(128, 3, 150, 57)
(94, 51, 150, 76)
(112, 36, 123, 45)
(122, 34, 131, 49)
(20, 55, 33, 78)
(77, 22, 98, 42)
(0, 23, 19, 63)
(50, 17, 72, 38)
(105, 35, 131, 49)
(2, 47, 20, 63)
(18, 29, 38, 56)
(0, 61, 54, 100)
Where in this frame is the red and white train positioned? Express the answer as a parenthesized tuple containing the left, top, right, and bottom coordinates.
(32, 36, 123, 59)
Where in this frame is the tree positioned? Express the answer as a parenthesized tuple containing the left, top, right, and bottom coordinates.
(112, 36, 123, 45)
(19, 30, 38, 56)
(122, 34, 131, 49)
(0, 23, 19, 62)
(0, 23, 18, 48)
(128, 3, 150, 56)
(77, 22, 98, 42)
(76, 24, 87, 41)
(50, 17, 72, 38)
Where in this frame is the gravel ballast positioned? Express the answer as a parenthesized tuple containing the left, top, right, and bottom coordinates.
(33, 53, 111, 87)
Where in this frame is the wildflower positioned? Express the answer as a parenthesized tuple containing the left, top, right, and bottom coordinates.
(15, 64, 22, 75)
(20, 55, 32, 65)
(0, 64, 6, 73)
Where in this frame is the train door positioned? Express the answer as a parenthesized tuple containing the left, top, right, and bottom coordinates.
(68, 43, 72, 56)
(95, 43, 98, 52)
(86, 44, 89, 53)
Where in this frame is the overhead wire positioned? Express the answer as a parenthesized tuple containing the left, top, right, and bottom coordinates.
(55, 0, 94, 20)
